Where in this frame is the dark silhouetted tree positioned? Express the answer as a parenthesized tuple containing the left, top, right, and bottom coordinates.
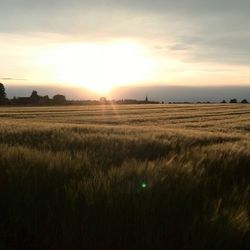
(42, 95, 50, 104)
(229, 98, 237, 103)
(53, 94, 66, 104)
(221, 99, 227, 103)
(100, 97, 107, 103)
(30, 90, 41, 104)
(0, 83, 7, 104)
(145, 96, 148, 102)
(241, 99, 248, 104)
(31, 90, 38, 97)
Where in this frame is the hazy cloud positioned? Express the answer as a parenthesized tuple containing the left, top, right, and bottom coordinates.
(0, 77, 27, 81)
(0, 1, 249, 65)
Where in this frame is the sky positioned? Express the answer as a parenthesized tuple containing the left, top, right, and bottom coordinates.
(0, 0, 250, 99)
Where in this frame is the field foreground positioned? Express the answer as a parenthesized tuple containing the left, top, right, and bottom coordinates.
(0, 104, 249, 250)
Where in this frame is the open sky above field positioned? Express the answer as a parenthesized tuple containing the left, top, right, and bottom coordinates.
(1, 0, 250, 96)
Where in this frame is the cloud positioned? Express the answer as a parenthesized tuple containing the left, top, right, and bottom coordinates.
(0, 0, 249, 66)
(1, 1, 249, 33)
(0, 77, 27, 81)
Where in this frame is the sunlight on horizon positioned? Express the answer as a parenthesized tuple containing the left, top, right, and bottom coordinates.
(39, 41, 157, 94)
(2, 34, 250, 95)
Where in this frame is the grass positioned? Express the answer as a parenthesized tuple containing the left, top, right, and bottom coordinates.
(0, 104, 249, 250)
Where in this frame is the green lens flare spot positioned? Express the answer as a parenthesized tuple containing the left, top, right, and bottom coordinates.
(141, 181, 147, 189)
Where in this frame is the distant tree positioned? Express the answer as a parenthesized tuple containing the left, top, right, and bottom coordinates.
(43, 95, 50, 103)
(229, 98, 237, 103)
(145, 96, 148, 102)
(12, 96, 17, 104)
(53, 94, 66, 104)
(0, 83, 7, 104)
(30, 90, 38, 98)
(100, 97, 107, 103)
(241, 99, 248, 104)
(221, 99, 227, 103)
(30, 90, 41, 104)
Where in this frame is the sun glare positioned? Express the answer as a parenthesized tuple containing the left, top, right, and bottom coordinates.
(40, 41, 156, 93)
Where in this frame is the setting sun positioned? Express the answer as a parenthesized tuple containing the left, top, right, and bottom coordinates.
(40, 41, 156, 93)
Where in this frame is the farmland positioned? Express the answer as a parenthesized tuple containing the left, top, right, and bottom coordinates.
(0, 104, 249, 250)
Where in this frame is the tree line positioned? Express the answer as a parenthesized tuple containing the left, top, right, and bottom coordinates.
(0, 82, 249, 105)
(221, 98, 249, 104)
(0, 83, 66, 105)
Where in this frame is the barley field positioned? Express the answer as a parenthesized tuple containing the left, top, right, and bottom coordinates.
(0, 104, 249, 250)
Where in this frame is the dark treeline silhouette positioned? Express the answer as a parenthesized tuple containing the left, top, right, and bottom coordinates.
(0, 83, 160, 106)
(12, 90, 67, 106)
(0, 82, 67, 106)
(0, 83, 249, 106)
(0, 83, 7, 104)
(241, 99, 248, 103)
(229, 98, 238, 103)
(223, 98, 249, 104)
(68, 98, 159, 105)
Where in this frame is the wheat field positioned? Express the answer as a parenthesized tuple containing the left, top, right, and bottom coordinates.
(0, 104, 249, 250)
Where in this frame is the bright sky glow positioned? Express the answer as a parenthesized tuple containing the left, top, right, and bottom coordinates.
(39, 41, 157, 93)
